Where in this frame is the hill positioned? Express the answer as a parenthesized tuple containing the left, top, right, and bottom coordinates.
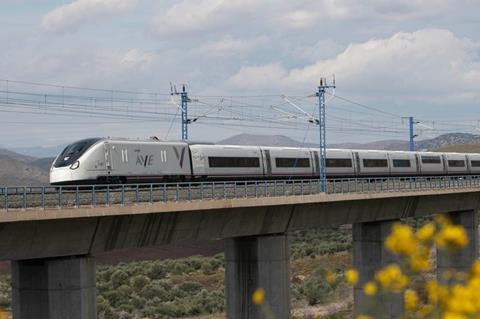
(0, 149, 51, 186)
(218, 133, 480, 151)
(431, 143, 480, 153)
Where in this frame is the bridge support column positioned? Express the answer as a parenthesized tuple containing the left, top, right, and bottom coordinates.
(437, 210, 478, 280)
(225, 234, 290, 319)
(353, 220, 403, 319)
(12, 255, 96, 319)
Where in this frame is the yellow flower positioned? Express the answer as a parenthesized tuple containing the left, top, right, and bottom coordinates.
(345, 269, 359, 286)
(356, 315, 373, 319)
(363, 281, 377, 296)
(470, 260, 480, 278)
(419, 305, 434, 317)
(434, 213, 451, 226)
(409, 254, 432, 272)
(375, 264, 409, 293)
(436, 224, 468, 251)
(252, 288, 265, 305)
(385, 223, 417, 256)
(442, 311, 468, 319)
(326, 270, 336, 285)
(404, 289, 419, 311)
(426, 280, 448, 305)
(416, 223, 436, 242)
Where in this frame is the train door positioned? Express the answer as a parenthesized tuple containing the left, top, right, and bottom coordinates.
(310, 151, 317, 176)
(414, 154, 421, 175)
(314, 151, 319, 176)
(354, 152, 361, 176)
(104, 142, 113, 173)
(263, 149, 272, 176)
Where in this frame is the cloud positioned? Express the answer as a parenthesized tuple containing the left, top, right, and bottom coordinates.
(41, 0, 137, 33)
(151, 0, 473, 37)
(227, 29, 480, 99)
(196, 36, 269, 57)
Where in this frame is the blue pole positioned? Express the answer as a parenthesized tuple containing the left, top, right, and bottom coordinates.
(316, 78, 335, 193)
(409, 116, 414, 151)
(181, 85, 188, 140)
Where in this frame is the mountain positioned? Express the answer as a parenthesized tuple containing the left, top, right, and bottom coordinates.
(9, 144, 66, 158)
(218, 133, 480, 151)
(0, 149, 51, 186)
(218, 134, 318, 147)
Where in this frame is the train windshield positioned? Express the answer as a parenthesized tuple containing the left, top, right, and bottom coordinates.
(54, 138, 102, 168)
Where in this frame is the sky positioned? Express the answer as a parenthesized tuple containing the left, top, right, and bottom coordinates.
(0, 0, 480, 148)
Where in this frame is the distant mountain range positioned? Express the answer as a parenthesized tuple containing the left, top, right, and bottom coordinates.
(218, 133, 480, 151)
(3, 132, 480, 186)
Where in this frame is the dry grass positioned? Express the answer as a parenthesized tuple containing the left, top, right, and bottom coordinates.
(431, 143, 480, 153)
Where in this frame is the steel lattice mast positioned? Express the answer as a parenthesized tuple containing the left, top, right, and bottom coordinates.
(316, 77, 335, 192)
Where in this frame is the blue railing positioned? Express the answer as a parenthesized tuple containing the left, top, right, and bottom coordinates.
(1, 175, 480, 211)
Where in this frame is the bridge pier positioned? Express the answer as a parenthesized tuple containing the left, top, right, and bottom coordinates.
(225, 234, 290, 319)
(11, 255, 96, 319)
(353, 220, 403, 319)
(437, 210, 478, 280)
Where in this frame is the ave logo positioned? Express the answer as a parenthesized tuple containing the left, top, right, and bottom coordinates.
(136, 154, 154, 167)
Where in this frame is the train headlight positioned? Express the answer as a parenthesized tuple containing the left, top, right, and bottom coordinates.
(70, 161, 80, 170)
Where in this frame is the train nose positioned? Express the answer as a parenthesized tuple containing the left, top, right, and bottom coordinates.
(49, 167, 73, 185)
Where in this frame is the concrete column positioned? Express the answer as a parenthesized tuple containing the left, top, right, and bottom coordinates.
(353, 220, 402, 319)
(12, 255, 96, 319)
(437, 210, 478, 280)
(225, 234, 290, 319)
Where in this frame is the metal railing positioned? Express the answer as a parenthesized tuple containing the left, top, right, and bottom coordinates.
(1, 175, 480, 211)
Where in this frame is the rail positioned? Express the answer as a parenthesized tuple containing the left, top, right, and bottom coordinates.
(1, 175, 480, 211)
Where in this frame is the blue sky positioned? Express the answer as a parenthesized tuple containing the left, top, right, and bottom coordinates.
(0, 0, 480, 147)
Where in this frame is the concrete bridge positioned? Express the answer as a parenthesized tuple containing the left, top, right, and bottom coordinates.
(1, 176, 480, 318)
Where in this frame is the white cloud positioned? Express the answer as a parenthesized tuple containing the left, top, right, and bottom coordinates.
(41, 0, 137, 33)
(121, 49, 156, 67)
(151, 0, 473, 36)
(196, 36, 269, 56)
(227, 29, 480, 99)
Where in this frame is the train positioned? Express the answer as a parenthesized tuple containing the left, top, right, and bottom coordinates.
(49, 137, 480, 185)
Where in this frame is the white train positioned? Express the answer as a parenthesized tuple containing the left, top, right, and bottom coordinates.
(49, 137, 480, 185)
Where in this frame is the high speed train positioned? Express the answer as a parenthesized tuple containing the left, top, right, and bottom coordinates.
(49, 137, 480, 185)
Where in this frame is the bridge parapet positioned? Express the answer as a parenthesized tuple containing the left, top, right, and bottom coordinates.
(2, 175, 480, 211)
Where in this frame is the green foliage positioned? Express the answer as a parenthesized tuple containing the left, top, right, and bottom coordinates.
(298, 267, 336, 305)
(290, 227, 352, 259)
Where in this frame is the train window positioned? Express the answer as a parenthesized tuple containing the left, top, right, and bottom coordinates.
(275, 158, 310, 168)
(448, 160, 465, 167)
(471, 160, 480, 167)
(421, 156, 441, 164)
(392, 159, 411, 167)
(208, 156, 260, 168)
(54, 138, 102, 168)
(363, 159, 388, 168)
(326, 158, 352, 167)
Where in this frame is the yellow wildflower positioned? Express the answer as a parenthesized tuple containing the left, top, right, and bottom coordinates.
(419, 305, 434, 317)
(404, 289, 419, 311)
(375, 264, 409, 293)
(345, 269, 359, 286)
(426, 280, 448, 305)
(385, 223, 417, 256)
(409, 254, 432, 272)
(356, 315, 373, 319)
(326, 270, 336, 285)
(416, 223, 436, 242)
(470, 260, 480, 278)
(434, 213, 451, 226)
(252, 288, 265, 305)
(442, 311, 468, 319)
(436, 224, 468, 251)
(363, 281, 377, 296)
